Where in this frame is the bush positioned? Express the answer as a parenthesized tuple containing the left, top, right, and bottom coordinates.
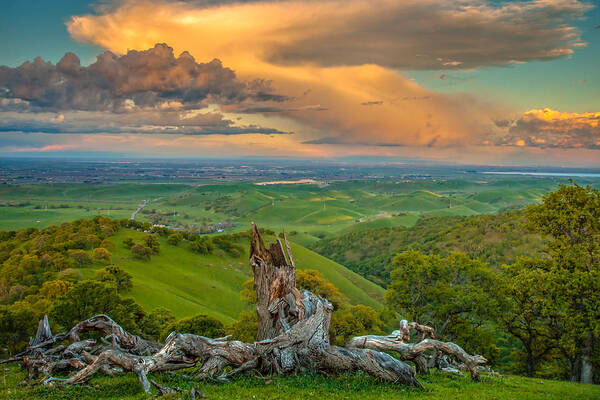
(162, 314, 225, 341)
(143, 234, 160, 254)
(330, 304, 383, 345)
(227, 311, 257, 342)
(190, 237, 215, 255)
(92, 247, 112, 264)
(296, 269, 348, 309)
(213, 236, 244, 257)
(68, 249, 92, 267)
(99, 239, 116, 250)
(122, 237, 135, 249)
(50, 280, 145, 332)
(95, 266, 133, 292)
(131, 244, 152, 261)
(140, 307, 176, 341)
(166, 233, 183, 246)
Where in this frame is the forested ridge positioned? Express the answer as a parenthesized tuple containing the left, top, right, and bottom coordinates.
(310, 210, 547, 286)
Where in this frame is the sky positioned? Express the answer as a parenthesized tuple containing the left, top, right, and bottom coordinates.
(0, 0, 599, 166)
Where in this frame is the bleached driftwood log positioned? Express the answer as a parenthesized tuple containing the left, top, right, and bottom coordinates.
(2, 223, 486, 394)
(346, 320, 487, 380)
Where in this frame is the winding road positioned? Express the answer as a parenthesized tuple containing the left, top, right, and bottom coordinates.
(130, 200, 148, 220)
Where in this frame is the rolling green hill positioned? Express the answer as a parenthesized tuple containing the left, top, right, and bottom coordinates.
(310, 210, 547, 285)
(79, 229, 384, 323)
(0, 178, 573, 235)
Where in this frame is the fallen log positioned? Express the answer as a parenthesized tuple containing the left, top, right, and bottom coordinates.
(346, 320, 487, 380)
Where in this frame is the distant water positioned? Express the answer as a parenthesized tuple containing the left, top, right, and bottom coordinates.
(483, 172, 600, 177)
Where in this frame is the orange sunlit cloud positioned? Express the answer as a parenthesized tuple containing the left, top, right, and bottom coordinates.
(63, 0, 590, 156)
(501, 108, 600, 149)
(1, 0, 597, 164)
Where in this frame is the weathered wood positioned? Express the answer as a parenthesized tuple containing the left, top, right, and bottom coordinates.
(68, 314, 161, 355)
(30, 315, 53, 346)
(346, 321, 487, 380)
(250, 222, 300, 341)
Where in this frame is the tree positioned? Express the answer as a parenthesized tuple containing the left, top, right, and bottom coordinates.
(296, 269, 348, 310)
(68, 250, 92, 267)
(386, 250, 499, 362)
(166, 233, 183, 246)
(143, 235, 161, 254)
(330, 304, 383, 345)
(99, 239, 116, 250)
(0, 301, 41, 354)
(161, 314, 225, 342)
(227, 311, 257, 343)
(497, 258, 555, 377)
(189, 236, 214, 255)
(38, 280, 73, 299)
(92, 247, 112, 264)
(95, 266, 133, 292)
(131, 244, 152, 261)
(140, 307, 176, 341)
(50, 280, 144, 333)
(123, 237, 135, 249)
(525, 182, 600, 383)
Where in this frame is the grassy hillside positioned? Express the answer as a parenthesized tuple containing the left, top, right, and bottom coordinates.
(79, 229, 384, 323)
(310, 210, 546, 285)
(2, 366, 599, 400)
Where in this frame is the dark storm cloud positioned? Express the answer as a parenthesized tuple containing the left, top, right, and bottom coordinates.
(0, 43, 287, 112)
(0, 110, 290, 135)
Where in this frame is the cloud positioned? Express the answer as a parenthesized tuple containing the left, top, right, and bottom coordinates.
(498, 108, 600, 149)
(62, 0, 596, 152)
(68, 0, 592, 70)
(0, 144, 76, 152)
(0, 109, 290, 135)
(0, 43, 286, 112)
(302, 136, 403, 146)
(361, 101, 383, 106)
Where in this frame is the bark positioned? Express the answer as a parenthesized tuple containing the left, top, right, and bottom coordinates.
(1, 223, 488, 394)
(580, 334, 594, 384)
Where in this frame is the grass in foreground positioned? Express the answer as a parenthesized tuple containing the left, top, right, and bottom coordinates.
(1, 366, 598, 400)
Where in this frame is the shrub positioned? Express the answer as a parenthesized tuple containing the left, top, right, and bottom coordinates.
(162, 314, 225, 341)
(95, 266, 133, 292)
(143, 234, 161, 254)
(140, 307, 176, 341)
(166, 233, 183, 246)
(68, 249, 92, 267)
(190, 237, 215, 255)
(131, 244, 152, 261)
(92, 247, 112, 264)
(122, 237, 135, 249)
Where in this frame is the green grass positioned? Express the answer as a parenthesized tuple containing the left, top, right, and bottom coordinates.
(79, 229, 384, 323)
(0, 178, 580, 234)
(1, 366, 598, 400)
(0, 205, 132, 231)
